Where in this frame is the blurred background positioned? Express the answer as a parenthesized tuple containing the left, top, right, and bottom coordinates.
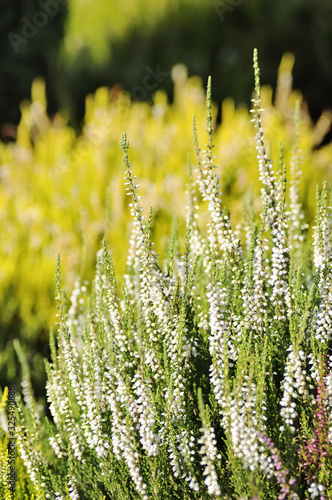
(1, 0, 332, 138)
(1, 0, 332, 399)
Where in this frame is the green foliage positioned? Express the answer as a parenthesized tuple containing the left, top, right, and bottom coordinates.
(0, 388, 43, 499)
(11, 51, 332, 499)
(1, 56, 332, 389)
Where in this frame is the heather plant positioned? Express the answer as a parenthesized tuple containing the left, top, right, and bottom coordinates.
(298, 374, 332, 498)
(1, 52, 332, 360)
(0, 388, 41, 499)
(2, 50, 332, 499)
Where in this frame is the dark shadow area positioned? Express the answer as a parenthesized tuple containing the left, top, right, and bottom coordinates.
(0, 0, 68, 139)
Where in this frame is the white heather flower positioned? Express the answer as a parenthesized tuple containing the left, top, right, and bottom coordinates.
(207, 281, 230, 407)
(313, 183, 332, 280)
(288, 111, 308, 256)
(49, 434, 64, 458)
(251, 49, 278, 229)
(107, 389, 123, 460)
(168, 440, 181, 477)
(311, 273, 332, 343)
(326, 355, 332, 442)
(308, 482, 325, 499)
(162, 288, 200, 492)
(132, 372, 159, 457)
(242, 233, 268, 338)
(222, 380, 272, 477)
(269, 159, 292, 319)
(107, 382, 148, 499)
(184, 175, 204, 260)
(67, 479, 80, 500)
(167, 430, 199, 492)
(194, 81, 241, 272)
(124, 225, 143, 305)
(280, 346, 307, 432)
(16, 407, 52, 496)
(307, 352, 320, 383)
(79, 326, 110, 460)
(59, 326, 83, 408)
(198, 425, 221, 497)
(103, 250, 135, 371)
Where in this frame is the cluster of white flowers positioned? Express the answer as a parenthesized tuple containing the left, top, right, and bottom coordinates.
(307, 352, 321, 383)
(58, 326, 82, 408)
(102, 249, 136, 371)
(178, 429, 197, 466)
(251, 49, 278, 229)
(16, 403, 51, 494)
(222, 379, 273, 478)
(241, 232, 268, 338)
(132, 372, 159, 457)
(49, 433, 64, 459)
(122, 136, 183, 381)
(67, 479, 80, 500)
(16, 431, 40, 486)
(198, 424, 221, 497)
(167, 430, 198, 492)
(73, 318, 109, 458)
(123, 224, 143, 305)
(113, 419, 148, 500)
(280, 346, 307, 432)
(313, 183, 332, 276)
(14, 54, 332, 499)
(308, 482, 326, 499)
(206, 281, 230, 407)
(326, 355, 332, 443)
(198, 161, 241, 273)
(168, 438, 181, 477)
(45, 270, 114, 465)
(1, 451, 10, 495)
(167, 402, 197, 479)
(184, 167, 204, 260)
(81, 359, 109, 459)
(288, 107, 308, 256)
(106, 374, 148, 498)
(164, 327, 192, 419)
(67, 278, 88, 353)
(193, 80, 242, 274)
(177, 429, 200, 492)
(269, 208, 292, 320)
(312, 274, 332, 343)
(46, 366, 84, 462)
(162, 280, 200, 490)
(105, 381, 123, 460)
(138, 267, 165, 376)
